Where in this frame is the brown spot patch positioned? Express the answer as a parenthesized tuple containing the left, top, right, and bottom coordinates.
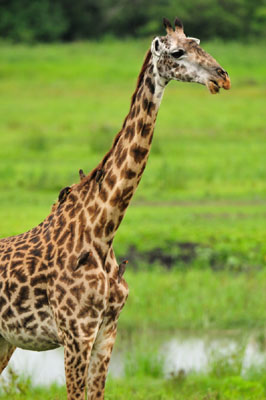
(105, 220, 115, 237)
(88, 203, 100, 223)
(130, 144, 148, 163)
(55, 284, 66, 303)
(30, 274, 46, 286)
(114, 139, 123, 158)
(147, 101, 156, 116)
(57, 229, 70, 247)
(137, 85, 144, 101)
(121, 166, 136, 180)
(119, 200, 129, 212)
(11, 267, 27, 283)
(110, 188, 121, 207)
(142, 97, 148, 111)
(100, 208, 107, 225)
(125, 123, 135, 142)
(122, 186, 134, 201)
(2, 306, 15, 320)
(145, 77, 155, 94)
(93, 241, 104, 262)
(66, 221, 76, 253)
(148, 131, 154, 144)
(116, 215, 123, 230)
(99, 187, 108, 202)
(70, 283, 85, 302)
(116, 148, 128, 169)
(27, 258, 38, 275)
(141, 123, 152, 138)
(94, 208, 107, 238)
(137, 118, 143, 133)
(137, 163, 146, 178)
(94, 224, 104, 238)
(105, 262, 111, 273)
(13, 286, 30, 313)
(85, 228, 91, 243)
(105, 171, 117, 189)
(130, 106, 136, 119)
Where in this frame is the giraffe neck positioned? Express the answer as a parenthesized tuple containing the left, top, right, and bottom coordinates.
(84, 50, 166, 243)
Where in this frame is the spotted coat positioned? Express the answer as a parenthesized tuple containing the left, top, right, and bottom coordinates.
(0, 17, 230, 400)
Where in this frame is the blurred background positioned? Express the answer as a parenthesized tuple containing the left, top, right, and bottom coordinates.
(0, 0, 265, 41)
(0, 1, 265, 399)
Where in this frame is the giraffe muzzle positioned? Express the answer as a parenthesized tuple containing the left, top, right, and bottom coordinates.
(207, 76, 231, 94)
(207, 69, 231, 94)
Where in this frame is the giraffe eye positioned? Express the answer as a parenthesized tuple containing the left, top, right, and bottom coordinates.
(155, 39, 160, 52)
(171, 50, 185, 59)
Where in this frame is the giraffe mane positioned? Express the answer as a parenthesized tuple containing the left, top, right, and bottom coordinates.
(130, 49, 152, 108)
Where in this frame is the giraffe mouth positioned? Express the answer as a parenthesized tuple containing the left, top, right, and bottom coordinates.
(208, 79, 220, 94)
(207, 76, 231, 94)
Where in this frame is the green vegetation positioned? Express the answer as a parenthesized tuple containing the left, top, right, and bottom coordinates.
(120, 269, 266, 331)
(1, 375, 266, 400)
(106, 370, 266, 400)
(0, 39, 265, 398)
(0, 0, 265, 41)
(0, 39, 265, 268)
(1, 348, 266, 399)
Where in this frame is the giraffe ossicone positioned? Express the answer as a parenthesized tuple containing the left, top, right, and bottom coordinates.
(0, 17, 230, 399)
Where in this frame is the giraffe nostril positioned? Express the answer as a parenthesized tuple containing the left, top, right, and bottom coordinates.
(216, 67, 226, 77)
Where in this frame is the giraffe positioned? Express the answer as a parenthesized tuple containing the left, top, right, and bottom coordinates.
(0, 17, 230, 399)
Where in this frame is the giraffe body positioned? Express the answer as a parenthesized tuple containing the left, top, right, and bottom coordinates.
(0, 18, 230, 399)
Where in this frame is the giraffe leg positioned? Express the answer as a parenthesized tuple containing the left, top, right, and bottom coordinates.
(50, 259, 110, 399)
(86, 317, 118, 400)
(61, 306, 108, 400)
(87, 278, 129, 400)
(64, 334, 97, 400)
(0, 337, 16, 375)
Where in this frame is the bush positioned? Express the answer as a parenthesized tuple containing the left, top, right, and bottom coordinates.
(0, 0, 265, 42)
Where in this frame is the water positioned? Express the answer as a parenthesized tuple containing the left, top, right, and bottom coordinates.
(162, 333, 266, 376)
(2, 332, 265, 386)
(2, 347, 65, 386)
(1, 347, 124, 385)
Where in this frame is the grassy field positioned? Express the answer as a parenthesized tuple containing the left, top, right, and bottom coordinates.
(0, 39, 265, 398)
(1, 374, 266, 400)
(1, 348, 266, 399)
(0, 40, 265, 265)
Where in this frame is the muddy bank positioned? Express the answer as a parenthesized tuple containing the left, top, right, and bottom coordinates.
(120, 242, 261, 271)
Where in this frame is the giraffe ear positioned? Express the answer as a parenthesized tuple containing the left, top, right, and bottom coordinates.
(151, 36, 162, 57)
(163, 17, 174, 34)
(188, 36, 200, 45)
(174, 17, 184, 33)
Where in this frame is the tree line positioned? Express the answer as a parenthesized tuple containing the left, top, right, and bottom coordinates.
(0, 0, 265, 42)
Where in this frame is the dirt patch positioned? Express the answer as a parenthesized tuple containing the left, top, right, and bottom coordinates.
(121, 242, 262, 272)
(123, 242, 199, 270)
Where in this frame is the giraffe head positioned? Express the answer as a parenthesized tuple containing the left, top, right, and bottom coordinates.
(151, 17, 231, 94)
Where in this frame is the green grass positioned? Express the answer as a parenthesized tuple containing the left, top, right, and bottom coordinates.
(1, 350, 266, 400)
(119, 269, 266, 331)
(116, 203, 266, 270)
(0, 39, 265, 268)
(1, 376, 265, 400)
(105, 374, 266, 400)
(0, 39, 265, 399)
(0, 40, 265, 202)
(0, 40, 265, 198)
